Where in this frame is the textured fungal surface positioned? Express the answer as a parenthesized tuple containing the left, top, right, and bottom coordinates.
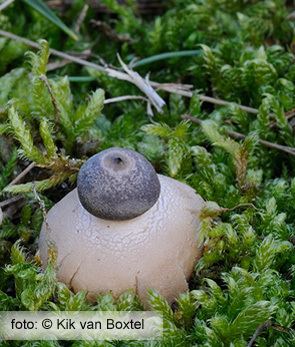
(77, 147, 161, 220)
(39, 175, 204, 305)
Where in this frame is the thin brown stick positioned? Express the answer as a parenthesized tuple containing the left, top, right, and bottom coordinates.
(269, 107, 295, 129)
(287, 10, 295, 20)
(0, 0, 14, 12)
(0, 30, 105, 71)
(39, 74, 61, 124)
(0, 30, 165, 111)
(33, 185, 47, 220)
(228, 129, 295, 155)
(74, 4, 89, 34)
(247, 321, 272, 347)
(47, 59, 71, 71)
(285, 108, 295, 122)
(182, 114, 295, 156)
(91, 19, 133, 43)
(8, 162, 35, 186)
(199, 95, 258, 114)
(0, 195, 23, 208)
(153, 84, 259, 114)
(271, 323, 292, 334)
(47, 50, 92, 71)
(0, 29, 262, 116)
(225, 203, 258, 212)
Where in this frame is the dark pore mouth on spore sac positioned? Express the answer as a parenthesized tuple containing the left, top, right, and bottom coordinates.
(113, 156, 124, 165)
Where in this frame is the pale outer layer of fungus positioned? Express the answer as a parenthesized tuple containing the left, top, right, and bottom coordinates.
(39, 175, 204, 305)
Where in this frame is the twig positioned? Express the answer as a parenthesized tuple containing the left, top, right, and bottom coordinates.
(39, 74, 61, 124)
(91, 19, 133, 43)
(285, 108, 295, 122)
(0, 29, 263, 117)
(225, 203, 258, 212)
(74, 4, 89, 34)
(104, 95, 151, 115)
(153, 83, 258, 113)
(152, 83, 259, 114)
(271, 323, 292, 334)
(47, 59, 72, 71)
(1, 30, 294, 154)
(33, 185, 47, 221)
(117, 54, 165, 113)
(104, 95, 148, 104)
(200, 202, 257, 219)
(199, 95, 258, 114)
(154, 82, 193, 90)
(0, 30, 105, 71)
(228, 129, 295, 155)
(268, 107, 295, 129)
(0, 0, 14, 12)
(182, 114, 295, 156)
(0, 30, 132, 82)
(7, 162, 35, 186)
(0, 29, 165, 113)
(0, 195, 23, 208)
(47, 50, 92, 71)
(247, 320, 272, 347)
(287, 10, 295, 20)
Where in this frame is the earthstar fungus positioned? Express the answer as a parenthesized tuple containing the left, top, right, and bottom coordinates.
(39, 147, 204, 305)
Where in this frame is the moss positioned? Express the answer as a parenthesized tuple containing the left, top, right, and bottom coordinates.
(0, 0, 294, 345)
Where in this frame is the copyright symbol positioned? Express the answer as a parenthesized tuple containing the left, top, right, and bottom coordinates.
(42, 318, 52, 329)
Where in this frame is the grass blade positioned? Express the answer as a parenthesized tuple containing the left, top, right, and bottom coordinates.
(68, 76, 96, 82)
(23, 0, 78, 40)
(133, 50, 201, 68)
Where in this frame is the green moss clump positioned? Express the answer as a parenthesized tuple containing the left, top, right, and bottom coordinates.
(0, 1, 294, 346)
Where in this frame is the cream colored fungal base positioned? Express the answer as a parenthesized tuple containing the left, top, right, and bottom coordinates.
(39, 175, 204, 306)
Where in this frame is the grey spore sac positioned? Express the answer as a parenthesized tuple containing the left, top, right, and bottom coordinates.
(77, 147, 161, 220)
